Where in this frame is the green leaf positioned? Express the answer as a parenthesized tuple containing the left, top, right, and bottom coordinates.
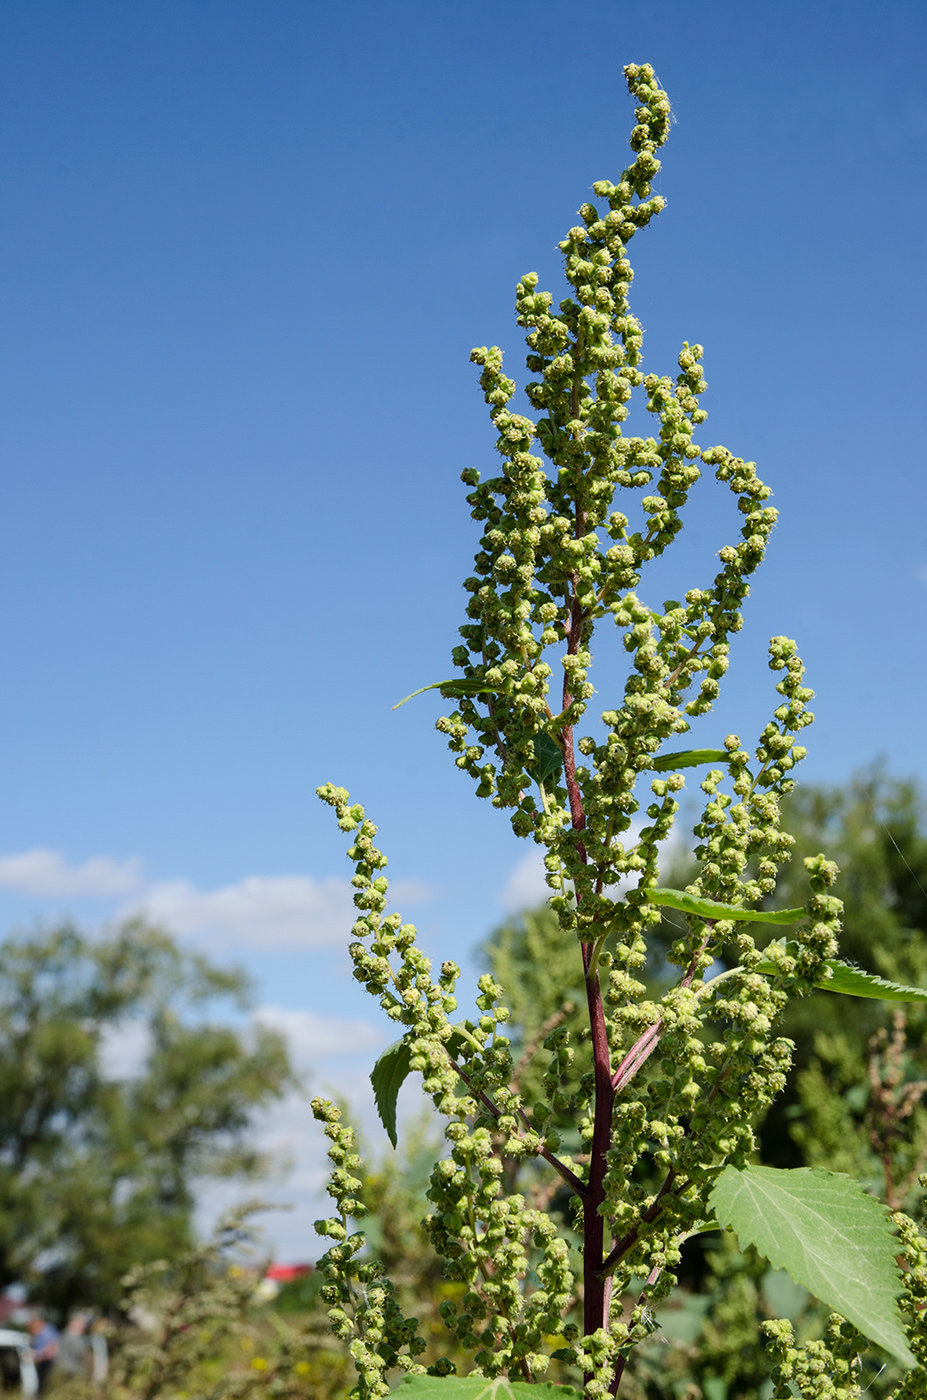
(526, 732, 564, 786)
(370, 1038, 411, 1149)
(755, 943, 927, 1002)
(709, 1165, 915, 1367)
(650, 748, 730, 772)
(680, 1220, 722, 1241)
(815, 961, 927, 1002)
(371, 1027, 471, 1148)
(392, 1377, 582, 1400)
(646, 888, 804, 925)
(392, 679, 504, 710)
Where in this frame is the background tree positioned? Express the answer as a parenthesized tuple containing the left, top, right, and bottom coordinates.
(0, 918, 293, 1313)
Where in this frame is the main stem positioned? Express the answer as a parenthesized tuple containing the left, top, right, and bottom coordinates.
(562, 548, 616, 1352)
(582, 936, 614, 1342)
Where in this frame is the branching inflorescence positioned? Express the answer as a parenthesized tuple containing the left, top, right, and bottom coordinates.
(310, 64, 878, 1398)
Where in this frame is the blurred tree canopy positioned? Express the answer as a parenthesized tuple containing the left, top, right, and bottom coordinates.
(0, 919, 294, 1313)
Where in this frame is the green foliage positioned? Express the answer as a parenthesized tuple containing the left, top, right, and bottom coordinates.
(393, 681, 505, 710)
(273, 1270, 325, 1314)
(49, 1206, 356, 1400)
(709, 1166, 914, 1366)
(373, 1029, 471, 1149)
(763, 773, 927, 1174)
(393, 1381, 582, 1399)
(650, 750, 730, 773)
(651, 773, 927, 1396)
(646, 888, 804, 924)
(755, 949, 927, 1002)
(112, 1207, 272, 1400)
(310, 64, 926, 1399)
(479, 905, 587, 1142)
(654, 767, 927, 1190)
(372, 1040, 419, 1150)
(0, 919, 293, 1312)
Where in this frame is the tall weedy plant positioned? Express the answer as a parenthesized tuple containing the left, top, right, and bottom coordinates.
(312, 66, 927, 1399)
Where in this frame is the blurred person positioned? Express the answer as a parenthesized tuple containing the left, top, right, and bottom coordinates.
(87, 1322, 107, 1385)
(56, 1318, 88, 1382)
(26, 1319, 57, 1395)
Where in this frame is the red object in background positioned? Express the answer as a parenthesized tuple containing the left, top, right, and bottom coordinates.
(265, 1264, 312, 1283)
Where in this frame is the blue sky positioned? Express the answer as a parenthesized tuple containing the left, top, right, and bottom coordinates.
(1, 0, 925, 1253)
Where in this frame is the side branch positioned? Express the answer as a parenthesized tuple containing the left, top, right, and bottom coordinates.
(447, 1057, 587, 1199)
(611, 930, 713, 1092)
(596, 1169, 681, 1281)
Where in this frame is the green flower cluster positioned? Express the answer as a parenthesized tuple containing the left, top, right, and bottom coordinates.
(762, 1315, 865, 1399)
(312, 62, 848, 1397)
(312, 1097, 428, 1397)
(890, 1200, 927, 1398)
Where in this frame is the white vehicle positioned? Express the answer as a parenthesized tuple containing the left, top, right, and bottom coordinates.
(0, 1330, 38, 1397)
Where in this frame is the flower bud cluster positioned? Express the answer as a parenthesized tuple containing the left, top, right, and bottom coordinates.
(440, 65, 790, 974)
(569, 1325, 629, 1400)
(314, 61, 849, 1393)
(316, 785, 577, 1377)
(761, 1315, 864, 1399)
(424, 1133, 574, 1379)
(893, 1196, 927, 1387)
(310, 1098, 426, 1396)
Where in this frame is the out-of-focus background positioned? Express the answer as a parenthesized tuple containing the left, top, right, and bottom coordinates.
(0, 0, 924, 1268)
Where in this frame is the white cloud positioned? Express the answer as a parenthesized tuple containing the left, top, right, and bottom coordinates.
(0, 846, 432, 953)
(98, 1007, 385, 1086)
(0, 848, 144, 898)
(123, 873, 358, 951)
(125, 873, 431, 951)
(498, 849, 550, 912)
(254, 1005, 384, 1068)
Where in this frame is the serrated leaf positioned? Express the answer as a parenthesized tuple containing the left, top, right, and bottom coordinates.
(371, 1027, 471, 1148)
(650, 748, 730, 772)
(815, 961, 927, 1002)
(709, 1165, 915, 1367)
(392, 1377, 582, 1400)
(392, 679, 504, 710)
(526, 732, 564, 786)
(370, 1038, 411, 1149)
(646, 888, 804, 925)
(755, 943, 927, 1002)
